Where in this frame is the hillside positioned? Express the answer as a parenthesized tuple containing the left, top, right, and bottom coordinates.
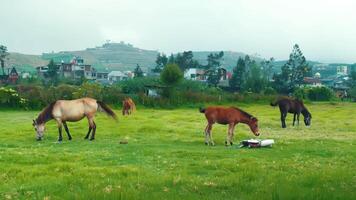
(6, 43, 269, 73)
(7, 53, 48, 72)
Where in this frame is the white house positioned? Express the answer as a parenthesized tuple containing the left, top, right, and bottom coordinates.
(184, 68, 206, 80)
(108, 71, 128, 84)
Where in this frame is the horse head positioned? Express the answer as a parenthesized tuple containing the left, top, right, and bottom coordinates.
(248, 117, 260, 136)
(302, 110, 312, 126)
(33, 119, 45, 141)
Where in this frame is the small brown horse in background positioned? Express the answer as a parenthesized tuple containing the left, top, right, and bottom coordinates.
(270, 97, 312, 128)
(200, 106, 260, 146)
(122, 97, 136, 115)
(32, 98, 117, 142)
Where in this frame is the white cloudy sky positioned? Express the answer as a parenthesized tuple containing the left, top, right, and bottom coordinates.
(1, 0, 356, 63)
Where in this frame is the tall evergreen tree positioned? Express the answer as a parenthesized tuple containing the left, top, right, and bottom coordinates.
(205, 51, 224, 87)
(46, 59, 59, 85)
(0, 45, 9, 75)
(273, 44, 311, 93)
(229, 57, 246, 92)
(134, 64, 144, 78)
(152, 53, 168, 73)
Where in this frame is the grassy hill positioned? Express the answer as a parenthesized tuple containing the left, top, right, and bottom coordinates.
(6, 43, 265, 73)
(7, 53, 48, 73)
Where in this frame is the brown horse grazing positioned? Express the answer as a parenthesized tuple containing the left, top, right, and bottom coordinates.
(122, 97, 136, 116)
(32, 98, 117, 142)
(199, 106, 260, 146)
(270, 97, 312, 128)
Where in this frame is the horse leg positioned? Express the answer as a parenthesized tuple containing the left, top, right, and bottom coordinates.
(55, 119, 63, 142)
(207, 123, 214, 146)
(63, 122, 72, 140)
(297, 113, 300, 126)
(84, 126, 92, 139)
(293, 113, 296, 126)
(225, 123, 233, 146)
(230, 124, 236, 146)
(90, 121, 97, 141)
(204, 124, 210, 145)
(85, 117, 94, 139)
(281, 112, 287, 128)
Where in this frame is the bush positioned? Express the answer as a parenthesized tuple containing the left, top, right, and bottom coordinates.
(119, 77, 160, 94)
(160, 64, 183, 86)
(0, 87, 27, 108)
(72, 82, 103, 100)
(293, 87, 308, 100)
(307, 87, 334, 101)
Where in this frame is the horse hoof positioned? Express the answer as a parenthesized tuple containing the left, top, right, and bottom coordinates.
(205, 142, 209, 145)
(210, 142, 215, 146)
(230, 142, 233, 146)
(68, 137, 72, 141)
(84, 137, 88, 140)
(90, 138, 95, 141)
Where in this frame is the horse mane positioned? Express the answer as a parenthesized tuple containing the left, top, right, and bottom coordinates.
(36, 101, 56, 124)
(231, 107, 254, 119)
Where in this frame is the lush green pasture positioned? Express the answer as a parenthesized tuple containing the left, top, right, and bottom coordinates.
(0, 103, 355, 200)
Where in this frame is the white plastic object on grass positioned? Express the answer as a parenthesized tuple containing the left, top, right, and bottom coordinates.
(260, 139, 274, 147)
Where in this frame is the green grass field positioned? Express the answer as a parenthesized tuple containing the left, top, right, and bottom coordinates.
(0, 103, 355, 200)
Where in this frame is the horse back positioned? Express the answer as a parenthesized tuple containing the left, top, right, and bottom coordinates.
(53, 98, 98, 121)
(204, 106, 240, 124)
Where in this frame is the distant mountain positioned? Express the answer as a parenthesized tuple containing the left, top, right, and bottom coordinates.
(4, 42, 288, 73)
(7, 53, 48, 72)
(41, 42, 159, 72)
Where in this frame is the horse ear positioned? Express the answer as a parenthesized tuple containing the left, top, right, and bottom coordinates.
(250, 117, 257, 122)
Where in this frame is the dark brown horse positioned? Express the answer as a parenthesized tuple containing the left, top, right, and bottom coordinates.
(199, 106, 260, 146)
(270, 97, 312, 128)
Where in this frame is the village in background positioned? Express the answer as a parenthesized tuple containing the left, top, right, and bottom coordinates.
(0, 42, 355, 99)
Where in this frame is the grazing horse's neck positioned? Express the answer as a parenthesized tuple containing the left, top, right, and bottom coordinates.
(36, 102, 56, 124)
(301, 108, 310, 117)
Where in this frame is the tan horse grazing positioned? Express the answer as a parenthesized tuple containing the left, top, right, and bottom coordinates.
(32, 98, 117, 142)
(199, 106, 260, 146)
(122, 97, 136, 116)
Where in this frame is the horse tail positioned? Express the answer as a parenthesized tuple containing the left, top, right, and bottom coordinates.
(199, 107, 206, 113)
(97, 101, 118, 121)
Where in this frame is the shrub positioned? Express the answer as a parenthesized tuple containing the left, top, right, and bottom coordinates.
(293, 87, 308, 100)
(160, 64, 183, 86)
(307, 86, 334, 101)
(72, 82, 103, 100)
(0, 87, 27, 108)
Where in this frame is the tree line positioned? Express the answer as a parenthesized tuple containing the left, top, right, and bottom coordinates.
(154, 44, 313, 94)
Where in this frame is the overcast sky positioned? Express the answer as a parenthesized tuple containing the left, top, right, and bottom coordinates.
(1, 0, 356, 63)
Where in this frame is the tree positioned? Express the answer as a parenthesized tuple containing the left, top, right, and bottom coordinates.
(229, 57, 246, 92)
(245, 62, 267, 93)
(134, 64, 144, 78)
(160, 63, 183, 86)
(46, 59, 59, 85)
(174, 51, 199, 72)
(0, 45, 9, 75)
(152, 53, 168, 73)
(205, 51, 224, 87)
(261, 57, 275, 81)
(273, 44, 311, 94)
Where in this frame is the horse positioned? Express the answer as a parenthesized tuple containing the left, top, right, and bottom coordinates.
(122, 97, 136, 116)
(270, 97, 312, 128)
(199, 106, 260, 146)
(32, 98, 117, 142)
